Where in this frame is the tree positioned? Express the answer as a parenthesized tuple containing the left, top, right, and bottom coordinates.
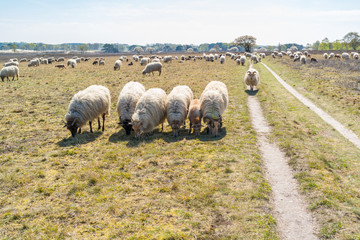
(146, 47, 155, 53)
(343, 32, 360, 50)
(281, 45, 287, 51)
(312, 40, 320, 50)
(102, 44, 119, 53)
(133, 46, 144, 54)
(319, 38, 330, 50)
(78, 44, 89, 52)
(11, 44, 17, 52)
(199, 44, 209, 52)
(233, 35, 256, 52)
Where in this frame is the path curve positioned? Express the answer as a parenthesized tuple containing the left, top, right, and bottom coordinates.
(261, 62, 360, 149)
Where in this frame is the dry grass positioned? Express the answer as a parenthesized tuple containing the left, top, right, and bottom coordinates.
(0, 56, 277, 239)
(258, 57, 360, 239)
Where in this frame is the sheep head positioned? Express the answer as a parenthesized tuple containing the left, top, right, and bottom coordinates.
(246, 69, 258, 79)
(131, 120, 143, 139)
(119, 118, 132, 135)
(65, 118, 80, 137)
(203, 116, 220, 137)
(191, 116, 202, 136)
(170, 121, 181, 137)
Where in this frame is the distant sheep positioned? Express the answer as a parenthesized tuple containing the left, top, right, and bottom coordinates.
(131, 88, 167, 138)
(99, 60, 105, 65)
(187, 99, 201, 136)
(329, 53, 335, 59)
(20, 58, 28, 62)
(114, 60, 122, 71)
(219, 55, 226, 64)
(166, 85, 193, 137)
(240, 56, 246, 66)
(140, 57, 150, 66)
(200, 81, 228, 137)
(117, 81, 146, 135)
(251, 55, 259, 64)
(323, 53, 329, 59)
(67, 59, 77, 68)
(64, 85, 111, 137)
(342, 52, 350, 60)
(133, 55, 139, 62)
(4, 61, 19, 67)
(142, 62, 162, 76)
(310, 58, 318, 63)
(57, 57, 65, 62)
(0, 66, 19, 82)
(40, 59, 48, 64)
(278, 53, 283, 58)
(354, 53, 359, 60)
(92, 60, 98, 65)
(245, 68, 260, 91)
(236, 59, 241, 65)
(271, 53, 276, 58)
(55, 64, 66, 69)
(163, 56, 172, 63)
(300, 55, 306, 64)
(28, 58, 40, 67)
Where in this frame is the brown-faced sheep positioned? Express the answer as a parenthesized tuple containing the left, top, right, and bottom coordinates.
(187, 99, 201, 136)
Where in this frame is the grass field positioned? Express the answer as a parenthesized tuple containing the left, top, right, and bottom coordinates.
(0, 56, 277, 239)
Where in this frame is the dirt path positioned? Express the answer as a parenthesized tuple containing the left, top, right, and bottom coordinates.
(247, 95, 318, 240)
(261, 63, 360, 149)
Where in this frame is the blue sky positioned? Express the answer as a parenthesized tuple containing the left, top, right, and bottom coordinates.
(1, 0, 359, 45)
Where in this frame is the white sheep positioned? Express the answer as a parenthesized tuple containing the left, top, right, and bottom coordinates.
(140, 57, 150, 66)
(260, 53, 266, 59)
(240, 56, 246, 66)
(329, 53, 335, 59)
(354, 53, 359, 60)
(220, 55, 225, 64)
(4, 61, 18, 67)
(342, 52, 350, 60)
(64, 85, 111, 137)
(99, 60, 105, 65)
(114, 60, 122, 71)
(166, 85, 193, 137)
(300, 55, 306, 64)
(251, 55, 259, 63)
(67, 59, 77, 68)
(0, 66, 19, 82)
(133, 55, 139, 62)
(131, 88, 167, 138)
(324, 53, 329, 59)
(245, 68, 260, 91)
(278, 53, 283, 58)
(117, 81, 146, 135)
(57, 57, 65, 62)
(28, 58, 40, 67)
(152, 58, 160, 63)
(40, 59, 48, 64)
(236, 59, 241, 65)
(163, 56, 172, 63)
(142, 62, 162, 76)
(200, 81, 228, 137)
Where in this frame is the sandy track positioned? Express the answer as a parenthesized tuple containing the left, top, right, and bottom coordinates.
(261, 62, 360, 149)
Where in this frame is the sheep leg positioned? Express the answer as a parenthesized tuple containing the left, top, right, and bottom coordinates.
(102, 114, 105, 131)
(189, 123, 192, 135)
(159, 70, 161, 76)
(161, 123, 164, 132)
(152, 72, 154, 76)
(89, 121, 93, 133)
(97, 117, 101, 130)
(206, 126, 209, 134)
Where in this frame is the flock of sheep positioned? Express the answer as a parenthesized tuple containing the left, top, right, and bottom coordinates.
(64, 81, 229, 138)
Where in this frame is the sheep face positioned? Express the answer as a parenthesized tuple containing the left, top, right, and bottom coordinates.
(246, 70, 258, 80)
(132, 121, 143, 139)
(192, 122, 202, 136)
(66, 119, 80, 137)
(119, 119, 132, 135)
(204, 117, 220, 137)
(170, 121, 181, 137)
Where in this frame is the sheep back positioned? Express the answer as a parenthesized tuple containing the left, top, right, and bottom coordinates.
(0, 66, 19, 81)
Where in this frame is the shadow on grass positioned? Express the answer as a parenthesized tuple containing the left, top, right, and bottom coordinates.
(198, 127, 227, 142)
(125, 128, 165, 148)
(57, 131, 103, 147)
(245, 89, 259, 96)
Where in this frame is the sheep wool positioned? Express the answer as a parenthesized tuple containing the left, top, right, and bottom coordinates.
(166, 85, 193, 137)
(240, 56, 246, 66)
(220, 56, 225, 64)
(67, 59, 77, 68)
(65, 85, 111, 137)
(187, 99, 202, 136)
(140, 57, 150, 66)
(142, 62, 162, 76)
(300, 55, 306, 64)
(4, 61, 19, 67)
(117, 81, 146, 135)
(131, 88, 167, 138)
(245, 68, 260, 91)
(114, 60, 122, 71)
(342, 52, 350, 60)
(0, 66, 19, 81)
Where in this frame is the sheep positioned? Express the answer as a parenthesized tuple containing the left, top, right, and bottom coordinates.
(140, 57, 150, 66)
(200, 81, 228, 137)
(67, 59, 77, 68)
(99, 60, 105, 65)
(133, 55, 139, 62)
(131, 88, 167, 138)
(220, 55, 225, 64)
(278, 53, 283, 58)
(92, 60, 98, 65)
(0, 66, 19, 82)
(57, 57, 65, 62)
(114, 60, 122, 71)
(163, 56, 172, 63)
(64, 85, 111, 137)
(117, 81, 146, 135)
(55, 64, 66, 69)
(260, 53, 266, 59)
(251, 55, 259, 64)
(4, 61, 18, 67)
(240, 56, 246, 66)
(324, 53, 329, 59)
(28, 58, 40, 67)
(335, 54, 341, 59)
(304, 51, 309, 56)
(310, 58, 318, 63)
(342, 52, 350, 60)
(75, 58, 81, 63)
(166, 85, 193, 137)
(40, 59, 48, 64)
(245, 68, 260, 91)
(300, 55, 306, 64)
(329, 53, 335, 59)
(271, 53, 276, 58)
(354, 53, 359, 60)
(128, 62, 134, 66)
(152, 58, 160, 63)
(20, 58, 27, 62)
(187, 99, 201, 136)
(236, 59, 241, 65)
(142, 62, 162, 76)
(181, 55, 185, 61)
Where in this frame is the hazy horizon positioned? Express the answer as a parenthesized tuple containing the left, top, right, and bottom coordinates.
(1, 0, 359, 46)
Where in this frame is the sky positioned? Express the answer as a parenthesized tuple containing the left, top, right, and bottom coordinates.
(1, 0, 359, 46)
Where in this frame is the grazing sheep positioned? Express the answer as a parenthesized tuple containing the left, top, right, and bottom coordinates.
(260, 53, 266, 59)
(220, 55, 225, 64)
(4, 61, 18, 67)
(0, 66, 19, 82)
(92, 60, 98, 65)
(236, 59, 241, 65)
(166, 85, 193, 137)
(117, 81, 146, 135)
(64, 85, 111, 137)
(20, 58, 28, 62)
(40, 59, 48, 64)
(57, 57, 65, 62)
(99, 60, 105, 65)
(28, 58, 40, 67)
(240, 56, 246, 66)
(324, 53, 329, 59)
(114, 60, 122, 71)
(271, 53, 276, 58)
(67, 59, 77, 68)
(300, 55, 306, 64)
(187, 99, 201, 136)
(310, 58, 318, 63)
(128, 62, 134, 66)
(245, 68, 260, 91)
(354, 53, 359, 60)
(181, 55, 185, 61)
(335, 54, 341, 59)
(278, 53, 283, 58)
(142, 62, 162, 76)
(329, 53, 335, 59)
(251, 55, 259, 63)
(304, 51, 309, 56)
(133, 55, 139, 62)
(131, 88, 167, 138)
(140, 57, 150, 66)
(200, 81, 228, 137)
(55, 64, 66, 69)
(294, 57, 300, 62)
(152, 58, 160, 63)
(163, 56, 172, 63)
(342, 52, 350, 60)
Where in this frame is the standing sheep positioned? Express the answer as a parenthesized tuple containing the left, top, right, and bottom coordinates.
(131, 88, 167, 138)
(342, 52, 350, 60)
(117, 81, 146, 135)
(354, 53, 359, 60)
(200, 81, 228, 137)
(324, 53, 329, 59)
(166, 85, 193, 137)
(244, 68, 260, 91)
(99, 60, 105, 65)
(142, 62, 162, 76)
(4, 61, 19, 67)
(140, 57, 150, 66)
(329, 53, 335, 59)
(67, 59, 77, 68)
(114, 60, 122, 71)
(64, 85, 111, 137)
(300, 55, 306, 64)
(163, 56, 173, 63)
(0, 66, 19, 82)
(220, 55, 225, 64)
(188, 99, 202, 136)
(240, 56, 246, 66)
